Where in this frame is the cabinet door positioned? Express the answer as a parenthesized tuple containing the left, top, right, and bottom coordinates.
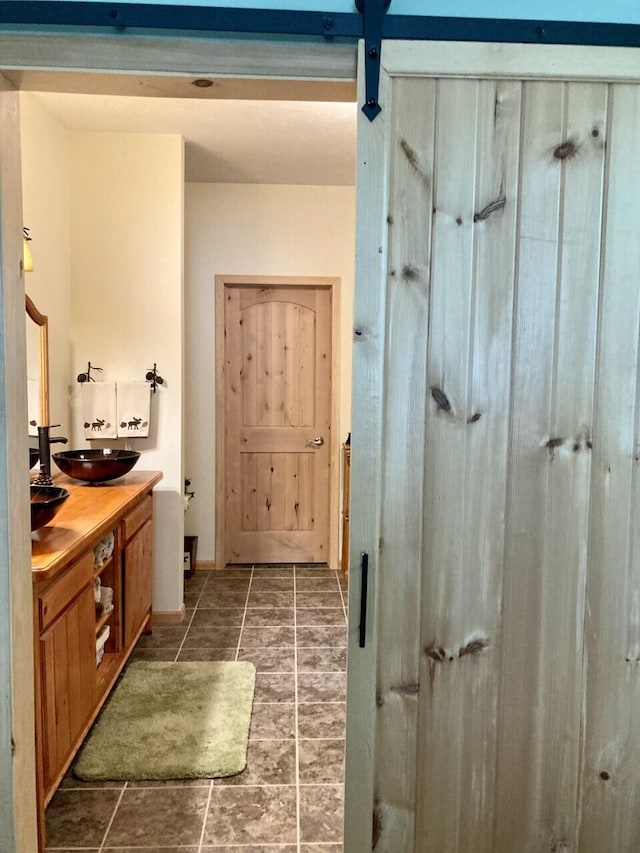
(123, 518, 153, 650)
(39, 584, 96, 791)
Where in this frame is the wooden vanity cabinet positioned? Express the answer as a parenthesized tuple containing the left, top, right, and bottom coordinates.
(122, 495, 153, 649)
(31, 471, 162, 852)
(37, 553, 96, 792)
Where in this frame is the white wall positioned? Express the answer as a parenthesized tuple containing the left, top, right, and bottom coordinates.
(184, 182, 355, 563)
(70, 131, 185, 613)
(20, 92, 72, 440)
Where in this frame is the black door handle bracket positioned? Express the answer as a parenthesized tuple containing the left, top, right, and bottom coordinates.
(359, 552, 369, 648)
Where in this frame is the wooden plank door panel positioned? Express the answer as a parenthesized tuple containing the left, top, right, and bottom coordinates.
(578, 83, 640, 853)
(223, 282, 332, 565)
(372, 75, 436, 852)
(415, 76, 522, 853)
(493, 79, 607, 853)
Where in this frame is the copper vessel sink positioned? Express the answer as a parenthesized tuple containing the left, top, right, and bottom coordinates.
(30, 485, 69, 531)
(52, 449, 140, 483)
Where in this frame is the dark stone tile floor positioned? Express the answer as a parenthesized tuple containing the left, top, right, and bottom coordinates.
(46, 565, 347, 852)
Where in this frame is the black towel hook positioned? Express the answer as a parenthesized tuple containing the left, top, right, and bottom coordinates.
(77, 362, 102, 383)
(145, 363, 164, 394)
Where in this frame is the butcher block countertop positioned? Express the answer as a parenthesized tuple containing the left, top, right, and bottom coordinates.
(31, 470, 163, 582)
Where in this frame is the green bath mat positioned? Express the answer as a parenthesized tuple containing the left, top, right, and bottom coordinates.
(74, 660, 256, 781)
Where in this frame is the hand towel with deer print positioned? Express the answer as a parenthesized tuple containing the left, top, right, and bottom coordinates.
(117, 382, 151, 438)
(82, 383, 118, 439)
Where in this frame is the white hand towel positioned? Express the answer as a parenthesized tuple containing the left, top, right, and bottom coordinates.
(117, 382, 151, 438)
(82, 383, 117, 439)
(27, 379, 40, 436)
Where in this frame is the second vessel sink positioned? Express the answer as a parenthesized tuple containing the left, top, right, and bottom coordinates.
(52, 449, 141, 483)
(31, 485, 69, 531)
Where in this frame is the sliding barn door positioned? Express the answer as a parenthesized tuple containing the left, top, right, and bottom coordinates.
(346, 43, 640, 853)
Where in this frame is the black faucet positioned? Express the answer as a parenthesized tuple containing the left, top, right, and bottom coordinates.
(33, 425, 68, 485)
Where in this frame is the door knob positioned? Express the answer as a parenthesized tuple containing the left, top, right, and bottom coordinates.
(306, 436, 325, 447)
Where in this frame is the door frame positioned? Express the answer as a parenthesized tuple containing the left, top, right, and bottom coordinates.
(0, 73, 38, 853)
(1, 38, 353, 853)
(215, 274, 341, 570)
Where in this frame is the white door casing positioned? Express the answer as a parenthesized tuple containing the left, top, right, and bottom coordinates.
(346, 41, 640, 853)
(0, 72, 38, 853)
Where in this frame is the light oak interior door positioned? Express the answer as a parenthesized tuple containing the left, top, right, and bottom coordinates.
(346, 42, 640, 853)
(219, 277, 333, 565)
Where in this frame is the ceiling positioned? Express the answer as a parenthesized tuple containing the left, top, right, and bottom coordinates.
(27, 85, 358, 186)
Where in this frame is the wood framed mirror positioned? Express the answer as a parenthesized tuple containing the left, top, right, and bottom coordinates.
(25, 294, 49, 428)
